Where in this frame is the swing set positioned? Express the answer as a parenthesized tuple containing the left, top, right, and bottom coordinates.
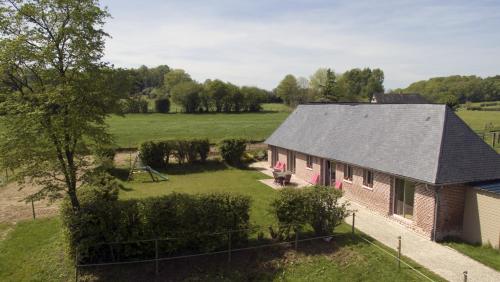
(128, 154, 168, 182)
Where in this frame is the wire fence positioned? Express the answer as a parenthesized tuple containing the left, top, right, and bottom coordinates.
(74, 214, 447, 282)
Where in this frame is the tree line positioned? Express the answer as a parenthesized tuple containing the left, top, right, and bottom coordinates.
(394, 75, 500, 104)
(112, 66, 272, 113)
(274, 67, 384, 106)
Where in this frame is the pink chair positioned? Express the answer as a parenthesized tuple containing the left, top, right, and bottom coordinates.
(274, 161, 285, 172)
(310, 173, 320, 185)
(335, 180, 342, 190)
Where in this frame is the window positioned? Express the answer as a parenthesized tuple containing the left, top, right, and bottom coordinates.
(363, 169, 374, 188)
(394, 178, 415, 220)
(343, 164, 353, 181)
(306, 155, 313, 169)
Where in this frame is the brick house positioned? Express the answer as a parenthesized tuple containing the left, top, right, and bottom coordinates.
(265, 104, 500, 246)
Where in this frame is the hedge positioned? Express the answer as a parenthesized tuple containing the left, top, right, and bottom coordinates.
(62, 183, 251, 264)
(219, 139, 246, 165)
(270, 186, 349, 239)
(139, 139, 210, 168)
(154, 97, 170, 113)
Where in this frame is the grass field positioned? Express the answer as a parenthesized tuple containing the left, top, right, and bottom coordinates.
(107, 103, 291, 148)
(0, 163, 443, 281)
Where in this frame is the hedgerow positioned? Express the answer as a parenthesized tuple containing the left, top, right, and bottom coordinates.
(61, 181, 251, 264)
(139, 139, 210, 168)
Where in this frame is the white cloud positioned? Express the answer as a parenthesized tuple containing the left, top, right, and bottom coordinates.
(102, 0, 500, 90)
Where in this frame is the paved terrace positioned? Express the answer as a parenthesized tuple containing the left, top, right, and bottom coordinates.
(250, 163, 500, 282)
(249, 161, 311, 189)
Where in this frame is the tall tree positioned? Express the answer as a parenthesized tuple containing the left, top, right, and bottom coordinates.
(276, 74, 302, 106)
(164, 69, 191, 93)
(0, 0, 118, 212)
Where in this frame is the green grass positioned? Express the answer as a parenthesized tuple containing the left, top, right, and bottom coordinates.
(0, 164, 444, 281)
(107, 110, 289, 148)
(456, 110, 500, 132)
(0, 218, 73, 282)
(443, 239, 500, 271)
(117, 162, 278, 226)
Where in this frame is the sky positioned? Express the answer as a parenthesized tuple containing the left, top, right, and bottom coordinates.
(101, 0, 500, 90)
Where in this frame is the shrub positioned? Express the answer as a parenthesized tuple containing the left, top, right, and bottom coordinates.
(219, 139, 246, 165)
(270, 186, 349, 238)
(173, 140, 189, 164)
(154, 97, 170, 113)
(124, 98, 148, 113)
(61, 188, 251, 264)
(94, 146, 116, 171)
(195, 139, 210, 162)
(139, 141, 167, 168)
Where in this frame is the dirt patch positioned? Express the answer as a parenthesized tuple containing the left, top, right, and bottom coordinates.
(0, 182, 60, 223)
(114, 150, 137, 168)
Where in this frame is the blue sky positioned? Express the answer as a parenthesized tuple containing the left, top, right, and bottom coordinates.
(101, 0, 500, 90)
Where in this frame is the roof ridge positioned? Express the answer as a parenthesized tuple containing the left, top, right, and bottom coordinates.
(433, 106, 449, 184)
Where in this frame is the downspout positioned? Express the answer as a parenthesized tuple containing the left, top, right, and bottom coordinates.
(432, 185, 441, 241)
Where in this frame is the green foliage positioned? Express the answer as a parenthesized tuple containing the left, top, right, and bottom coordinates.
(219, 139, 247, 165)
(270, 186, 349, 238)
(61, 188, 251, 264)
(0, 0, 118, 211)
(154, 97, 170, 113)
(123, 98, 149, 113)
(171, 81, 202, 113)
(94, 146, 117, 171)
(337, 68, 384, 102)
(277, 74, 303, 106)
(139, 139, 211, 168)
(164, 69, 192, 93)
(399, 75, 500, 103)
(438, 94, 460, 111)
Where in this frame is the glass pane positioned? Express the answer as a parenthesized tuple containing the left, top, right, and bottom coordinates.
(403, 181, 415, 219)
(394, 178, 405, 216)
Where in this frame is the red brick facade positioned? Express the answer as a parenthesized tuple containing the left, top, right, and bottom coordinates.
(267, 145, 469, 241)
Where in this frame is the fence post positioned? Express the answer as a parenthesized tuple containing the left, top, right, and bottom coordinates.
(352, 212, 356, 235)
(31, 199, 36, 220)
(228, 231, 232, 263)
(75, 253, 79, 282)
(155, 239, 159, 275)
(295, 227, 299, 251)
(463, 270, 468, 282)
(397, 236, 401, 270)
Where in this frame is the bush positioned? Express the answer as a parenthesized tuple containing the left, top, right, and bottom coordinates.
(154, 97, 170, 113)
(123, 98, 148, 113)
(195, 139, 210, 162)
(219, 139, 246, 165)
(139, 141, 167, 168)
(61, 189, 251, 264)
(270, 186, 349, 238)
(94, 146, 116, 171)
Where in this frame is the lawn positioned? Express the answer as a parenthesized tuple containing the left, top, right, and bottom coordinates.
(107, 110, 289, 148)
(0, 163, 444, 281)
(116, 161, 279, 226)
(456, 110, 500, 132)
(443, 239, 500, 272)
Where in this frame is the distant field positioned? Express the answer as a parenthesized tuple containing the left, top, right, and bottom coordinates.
(108, 103, 290, 147)
(456, 110, 500, 131)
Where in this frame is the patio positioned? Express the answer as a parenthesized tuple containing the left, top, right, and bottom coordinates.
(249, 161, 311, 190)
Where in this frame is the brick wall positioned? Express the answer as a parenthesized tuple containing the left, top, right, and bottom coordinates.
(413, 184, 437, 238)
(295, 152, 322, 184)
(335, 163, 392, 215)
(267, 147, 272, 168)
(435, 185, 466, 240)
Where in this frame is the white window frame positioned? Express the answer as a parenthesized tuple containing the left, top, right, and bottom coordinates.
(343, 164, 353, 182)
(363, 169, 374, 189)
(306, 155, 313, 169)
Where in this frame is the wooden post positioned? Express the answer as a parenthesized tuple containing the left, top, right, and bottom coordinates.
(155, 239, 159, 275)
(75, 253, 79, 282)
(352, 212, 356, 235)
(228, 232, 232, 263)
(295, 227, 299, 251)
(493, 133, 496, 147)
(397, 236, 401, 270)
(31, 199, 36, 220)
(463, 270, 468, 282)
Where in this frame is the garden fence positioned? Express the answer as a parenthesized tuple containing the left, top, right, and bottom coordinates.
(74, 216, 447, 282)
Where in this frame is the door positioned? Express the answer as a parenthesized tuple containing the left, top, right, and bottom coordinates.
(324, 160, 335, 186)
(287, 150, 296, 173)
(394, 178, 415, 219)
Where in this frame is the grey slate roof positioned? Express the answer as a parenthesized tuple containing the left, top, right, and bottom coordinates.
(474, 180, 500, 195)
(372, 92, 429, 104)
(265, 104, 500, 185)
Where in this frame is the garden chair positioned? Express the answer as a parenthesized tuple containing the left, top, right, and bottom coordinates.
(310, 173, 320, 185)
(283, 173, 292, 186)
(335, 180, 342, 190)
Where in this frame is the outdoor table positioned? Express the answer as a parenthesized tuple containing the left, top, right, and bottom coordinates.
(275, 171, 292, 186)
